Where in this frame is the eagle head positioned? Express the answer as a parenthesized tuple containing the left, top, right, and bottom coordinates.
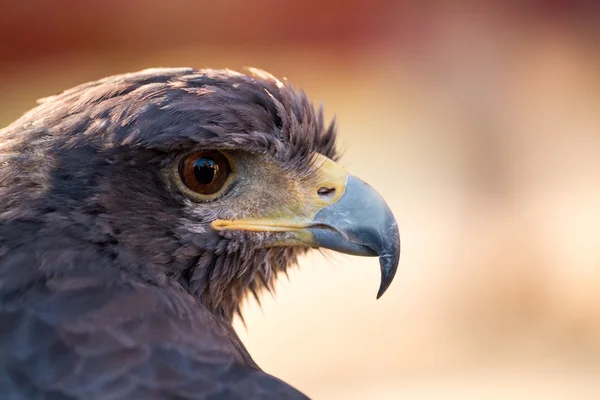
(0, 68, 400, 321)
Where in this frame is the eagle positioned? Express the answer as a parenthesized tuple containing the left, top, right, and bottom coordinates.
(0, 68, 400, 399)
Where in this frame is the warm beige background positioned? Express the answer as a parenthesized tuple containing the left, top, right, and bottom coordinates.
(2, 2, 600, 399)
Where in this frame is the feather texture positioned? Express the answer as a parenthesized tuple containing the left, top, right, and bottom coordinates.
(0, 68, 337, 399)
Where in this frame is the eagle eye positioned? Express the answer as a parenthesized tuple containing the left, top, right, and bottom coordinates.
(179, 151, 231, 196)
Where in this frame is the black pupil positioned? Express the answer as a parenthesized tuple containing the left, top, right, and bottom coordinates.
(193, 157, 217, 185)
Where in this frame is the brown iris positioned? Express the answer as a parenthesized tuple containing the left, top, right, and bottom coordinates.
(179, 151, 231, 195)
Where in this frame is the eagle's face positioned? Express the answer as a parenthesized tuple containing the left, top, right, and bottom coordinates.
(1, 68, 399, 320)
(166, 148, 347, 314)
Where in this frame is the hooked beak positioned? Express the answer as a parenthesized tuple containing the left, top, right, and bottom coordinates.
(211, 154, 400, 298)
(307, 175, 400, 298)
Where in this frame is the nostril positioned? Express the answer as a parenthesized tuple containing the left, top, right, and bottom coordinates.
(318, 187, 336, 199)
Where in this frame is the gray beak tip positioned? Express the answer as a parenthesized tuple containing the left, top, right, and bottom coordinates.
(376, 247, 400, 299)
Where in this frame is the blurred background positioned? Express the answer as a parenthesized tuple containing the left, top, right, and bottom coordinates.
(2, 1, 600, 398)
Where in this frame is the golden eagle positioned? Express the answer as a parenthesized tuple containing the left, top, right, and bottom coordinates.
(0, 68, 400, 399)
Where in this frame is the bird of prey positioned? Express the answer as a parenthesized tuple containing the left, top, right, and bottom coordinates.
(0, 68, 400, 399)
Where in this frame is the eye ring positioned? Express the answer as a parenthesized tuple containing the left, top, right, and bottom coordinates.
(175, 150, 235, 201)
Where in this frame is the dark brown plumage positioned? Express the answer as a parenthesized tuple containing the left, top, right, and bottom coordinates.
(0, 68, 399, 399)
